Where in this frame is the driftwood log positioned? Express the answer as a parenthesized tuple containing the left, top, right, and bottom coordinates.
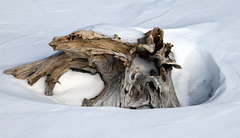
(4, 27, 181, 109)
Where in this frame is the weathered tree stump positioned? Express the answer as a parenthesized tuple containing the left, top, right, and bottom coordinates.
(4, 27, 181, 109)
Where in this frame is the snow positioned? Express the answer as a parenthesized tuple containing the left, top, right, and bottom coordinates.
(76, 24, 145, 43)
(133, 55, 158, 75)
(1, 0, 240, 138)
(15, 70, 104, 106)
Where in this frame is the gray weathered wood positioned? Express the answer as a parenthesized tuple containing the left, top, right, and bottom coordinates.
(4, 27, 181, 108)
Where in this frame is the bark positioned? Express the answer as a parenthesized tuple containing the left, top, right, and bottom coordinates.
(4, 27, 181, 109)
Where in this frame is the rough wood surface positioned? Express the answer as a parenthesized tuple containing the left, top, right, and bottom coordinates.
(4, 27, 181, 109)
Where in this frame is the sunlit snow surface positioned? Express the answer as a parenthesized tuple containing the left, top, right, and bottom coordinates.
(15, 70, 104, 106)
(1, 0, 240, 138)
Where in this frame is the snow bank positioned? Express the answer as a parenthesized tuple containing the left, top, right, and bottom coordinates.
(162, 28, 222, 106)
(172, 46, 221, 106)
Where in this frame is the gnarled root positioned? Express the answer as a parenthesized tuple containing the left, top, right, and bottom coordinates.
(4, 27, 181, 109)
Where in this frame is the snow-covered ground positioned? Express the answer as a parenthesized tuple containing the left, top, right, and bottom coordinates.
(1, 0, 240, 137)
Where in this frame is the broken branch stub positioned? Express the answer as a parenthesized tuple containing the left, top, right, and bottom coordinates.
(4, 27, 181, 109)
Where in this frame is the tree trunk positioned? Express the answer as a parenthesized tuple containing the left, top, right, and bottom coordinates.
(4, 27, 181, 109)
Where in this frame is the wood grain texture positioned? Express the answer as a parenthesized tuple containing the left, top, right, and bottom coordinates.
(4, 27, 181, 108)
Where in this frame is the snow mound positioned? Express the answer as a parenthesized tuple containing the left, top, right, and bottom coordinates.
(172, 46, 222, 106)
(164, 27, 223, 106)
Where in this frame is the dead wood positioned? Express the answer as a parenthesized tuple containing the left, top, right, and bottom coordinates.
(4, 27, 181, 109)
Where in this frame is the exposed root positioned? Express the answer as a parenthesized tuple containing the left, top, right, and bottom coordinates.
(4, 27, 181, 109)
